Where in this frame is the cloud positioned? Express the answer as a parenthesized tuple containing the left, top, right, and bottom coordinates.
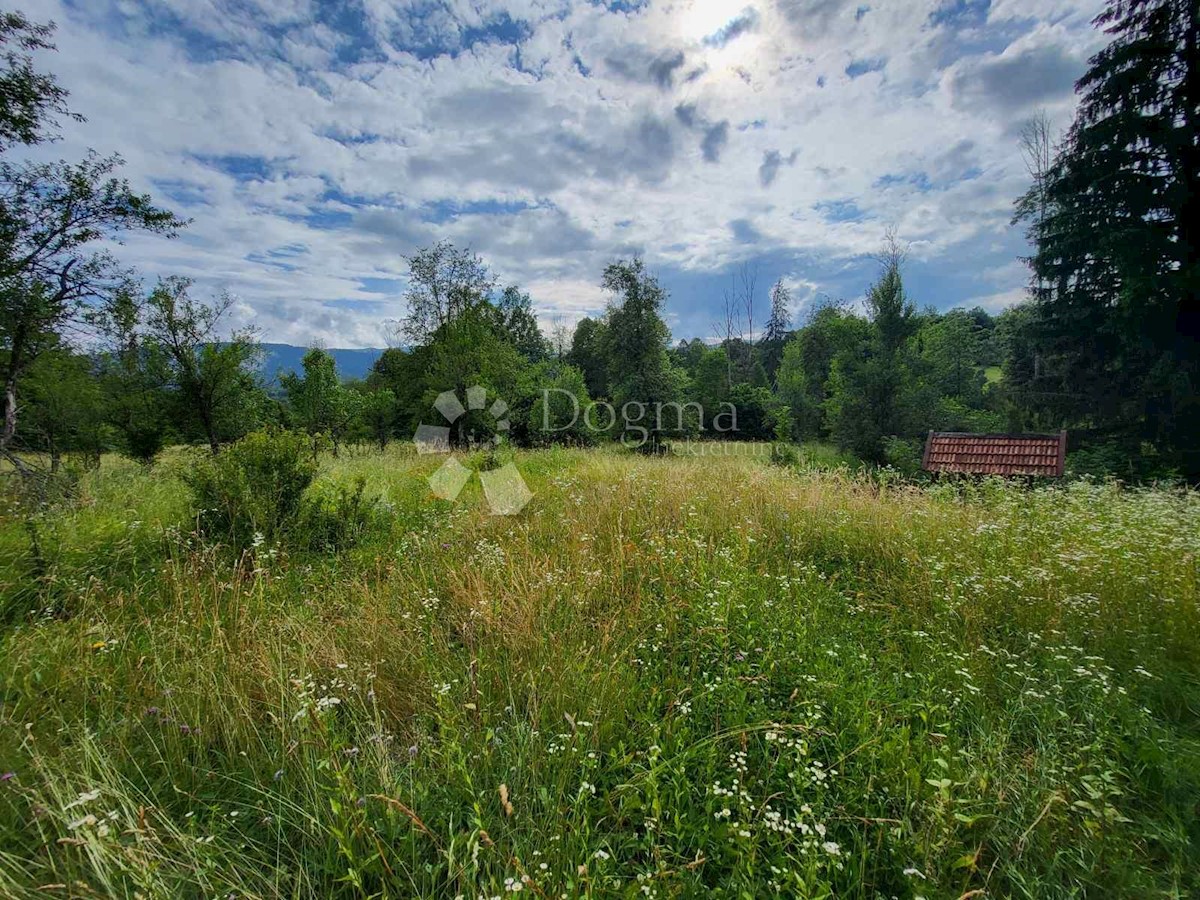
(775, 0, 856, 39)
(701, 121, 730, 162)
(704, 7, 760, 47)
(948, 38, 1084, 115)
(21, 0, 1104, 346)
(605, 45, 687, 89)
(759, 149, 798, 187)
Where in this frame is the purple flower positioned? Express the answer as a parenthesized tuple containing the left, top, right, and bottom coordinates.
(145, 706, 160, 716)
(1, 772, 15, 782)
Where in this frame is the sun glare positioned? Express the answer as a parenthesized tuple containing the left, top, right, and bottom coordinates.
(678, 0, 753, 42)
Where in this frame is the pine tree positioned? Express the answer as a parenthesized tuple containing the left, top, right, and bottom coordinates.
(1015, 0, 1199, 473)
(825, 246, 918, 460)
(764, 280, 793, 342)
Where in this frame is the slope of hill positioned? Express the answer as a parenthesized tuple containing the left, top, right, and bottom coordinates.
(257, 343, 385, 382)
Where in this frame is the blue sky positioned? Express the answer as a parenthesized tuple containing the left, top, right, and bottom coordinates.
(26, 0, 1104, 347)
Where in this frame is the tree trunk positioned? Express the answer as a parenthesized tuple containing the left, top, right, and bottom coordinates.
(199, 404, 219, 455)
(1, 375, 18, 454)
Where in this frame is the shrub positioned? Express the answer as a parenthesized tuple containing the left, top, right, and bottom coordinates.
(300, 475, 382, 551)
(183, 430, 317, 550)
(881, 435, 924, 477)
(122, 421, 169, 465)
(769, 442, 800, 467)
(1067, 440, 1181, 482)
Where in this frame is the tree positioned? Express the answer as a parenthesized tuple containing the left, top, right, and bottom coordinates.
(282, 347, 362, 455)
(492, 285, 546, 361)
(691, 345, 731, 429)
(548, 317, 572, 360)
(400, 241, 496, 344)
(918, 310, 986, 405)
(527, 361, 594, 446)
(20, 346, 106, 471)
(728, 383, 779, 441)
(776, 300, 870, 439)
(369, 346, 431, 437)
(94, 287, 174, 463)
(713, 264, 761, 387)
(764, 280, 793, 342)
(825, 243, 919, 460)
(424, 306, 530, 447)
(0, 14, 182, 465)
(1014, 0, 1200, 473)
(759, 279, 794, 381)
(866, 234, 915, 360)
(356, 387, 397, 451)
(567, 317, 609, 399)
(601, 258, 683, 449)
(0, 11, 79, 151)
(145, 278, 263, 454)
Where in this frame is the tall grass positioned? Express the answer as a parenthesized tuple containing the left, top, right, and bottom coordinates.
(0, 448, 1197, 898)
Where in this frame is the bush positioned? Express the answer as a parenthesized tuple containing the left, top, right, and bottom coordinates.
(183, 430, 317, 550)
(300, 475, 382, 551)
(122, 421, 169, 465)
(1066, 440, 1180, 482)
(881, 436, 924, 478)
(769, 442, 800, 467)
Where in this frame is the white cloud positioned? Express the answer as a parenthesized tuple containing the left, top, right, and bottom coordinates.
(19, 0, 1101, 346)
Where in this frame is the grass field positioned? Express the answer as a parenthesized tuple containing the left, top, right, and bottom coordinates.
(0, 447, 1198, 898)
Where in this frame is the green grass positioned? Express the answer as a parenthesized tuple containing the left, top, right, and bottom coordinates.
(0, 447, 1197, 898)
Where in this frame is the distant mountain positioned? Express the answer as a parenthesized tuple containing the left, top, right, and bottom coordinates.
(257, 343, 386, 383)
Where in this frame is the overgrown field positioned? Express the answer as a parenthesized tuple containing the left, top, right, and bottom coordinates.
(0, 448, 1198, 898)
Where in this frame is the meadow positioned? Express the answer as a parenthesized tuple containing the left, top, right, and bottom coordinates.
(0, 446, 1197, 898)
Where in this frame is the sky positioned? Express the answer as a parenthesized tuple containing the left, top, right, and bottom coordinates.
(23, 0, 1106, 347)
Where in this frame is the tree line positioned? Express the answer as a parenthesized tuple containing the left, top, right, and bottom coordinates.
(2, 1, 1197, 480)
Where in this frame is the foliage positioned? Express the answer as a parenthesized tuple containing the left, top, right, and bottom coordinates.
(526, 361, 594, 446)
(144, 278, 263, 454)
(601, 258, 684, 448)
(423, 308, 531, 447)
(776, 302, 870, 440)
(18, 347, 107, 468)
(880, 435, 924, 477)
(567, 316, 608, 399)
(282, 348, 362, 455)
(399, 240, 496, 345)
(1013, 0, 1200, 476)
(764, 279, 793, 342)
(355, 386, 397, 450)
(727, 383, 778, 441)
(0, 11, 79, 151)
(368, 346, 429, 437)
(300, 475, 382, 551)
(491, 285, 547, 362)
(182, 429, 317, 550)
(917, 309, 987, 405)
(1065, 440, 1181, 483)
